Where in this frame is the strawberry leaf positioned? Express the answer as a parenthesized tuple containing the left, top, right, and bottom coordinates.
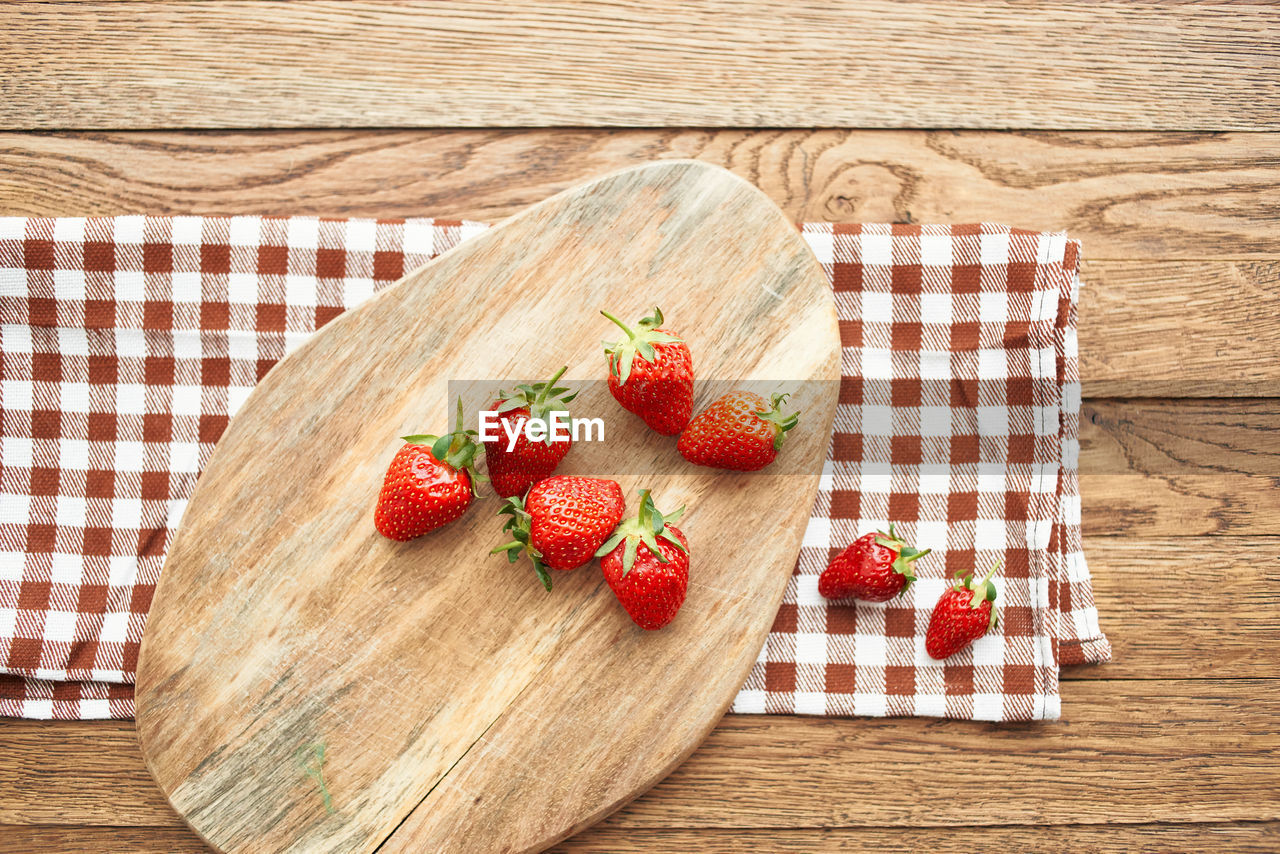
(601, 308, 683, 387)
(595, 529, 626, 557)
(640, 529, 670, 565)
(492, 366, 576, 444)
(531, 557, 553, 592)
(623, 536, 639, 574)
(491, 495, 553, 590)
(754, 392, 802, 452)
(660, 531, 689, 554)
(964, 562, 1001, 609)
(599, 488, 684, 578)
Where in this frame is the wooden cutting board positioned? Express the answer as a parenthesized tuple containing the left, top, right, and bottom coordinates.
(135, 160, 840, 854)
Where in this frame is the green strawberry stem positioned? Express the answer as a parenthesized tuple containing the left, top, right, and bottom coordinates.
(600, 307, 683, 385)
(494, 365, 578, 443)
(600, 309, 639, 339)
(402, 396, 486, 496)
(967, 561, 1000, 607)
(871, 522, 930, 589)
(593, 488, 686, 576)
(950, 561, 1001, 632)
(754, 393, 802, 452)
(489, 494, 553, 591)
(490, 539, 523, 552)
(534, 364, 568, 404)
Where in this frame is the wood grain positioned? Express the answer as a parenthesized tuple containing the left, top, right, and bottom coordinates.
(4, 821, 1279, 854)
(1083, 400, 1280, 479)
(1080, 261, 1280, 397)
(1080, 399, 1280, 535)
(3, 130, 1278, 259)
(133, 161, 840, 854)
(1084, 474, 1280, 537)
(618, 680, 1280, 829)
(0, 826, 212, 854)
(0, 718, 177, 827)
(3, 2, 1277, 131)
(4, 679, 1279, 833)
(1077, 537, 1280, 679)
(552, 822, 1280, 853)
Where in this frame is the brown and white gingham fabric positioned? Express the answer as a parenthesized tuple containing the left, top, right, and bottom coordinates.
(0, 216, 1107, 721)
(732, 224, 1108, 721)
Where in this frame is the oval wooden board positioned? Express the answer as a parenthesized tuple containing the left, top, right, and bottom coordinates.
(135, 160, 840, 854)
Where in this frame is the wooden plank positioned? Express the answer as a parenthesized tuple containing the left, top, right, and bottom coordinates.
(1080, 262, 1280, 397)
(2, 679, 1278, 830)
(1080, 399, 1280, 535)
(0, 719, 177, 827)
(0, 826, 211, 854)
(3, 821, 1277, 854)
(612, 679, 1280, 829)
(2, 2, 1276, 131)
(2, 130, 1278, 260)
(554, 822, 1280, 853)
(1083, 400, 1280, 479)
(1075, 537, 1280, 679)
(1084, 474, 1280, 536)
(132, 161, 839, 854)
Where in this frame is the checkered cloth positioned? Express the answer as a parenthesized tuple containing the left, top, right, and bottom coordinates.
(732, 224, 1109, 722)
(0, 216, 1107, 721)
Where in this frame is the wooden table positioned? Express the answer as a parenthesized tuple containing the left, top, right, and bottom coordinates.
(2, 3, 1278, 851)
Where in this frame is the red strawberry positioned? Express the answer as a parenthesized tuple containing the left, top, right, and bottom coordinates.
(491, 475, 625, 590)
(819, 524, 930, 602)
(596, 490, 689, 630)
(925, 563, 1000, 660)
(677, 391, 799, 471)
(375, 398, 482, 541)
(482, 365, 577, 498)
(602, 306, 694, 435)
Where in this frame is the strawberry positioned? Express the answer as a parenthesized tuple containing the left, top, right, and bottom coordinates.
(819, 524, 930, 602)
(602, 306, 694, 435)
(491, 475, 625, 590)
(596, 490, 689, 630)
(677, 391, 799, 471)
(375, 398, 482, 541)
(925, 563, 1000, 660)
(482, 365, 577, 498)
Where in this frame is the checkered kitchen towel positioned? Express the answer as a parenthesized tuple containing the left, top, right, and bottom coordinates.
(0, 216, 1107, 721)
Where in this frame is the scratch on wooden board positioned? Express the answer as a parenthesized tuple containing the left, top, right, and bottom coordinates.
(296, 741, 336, 814)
